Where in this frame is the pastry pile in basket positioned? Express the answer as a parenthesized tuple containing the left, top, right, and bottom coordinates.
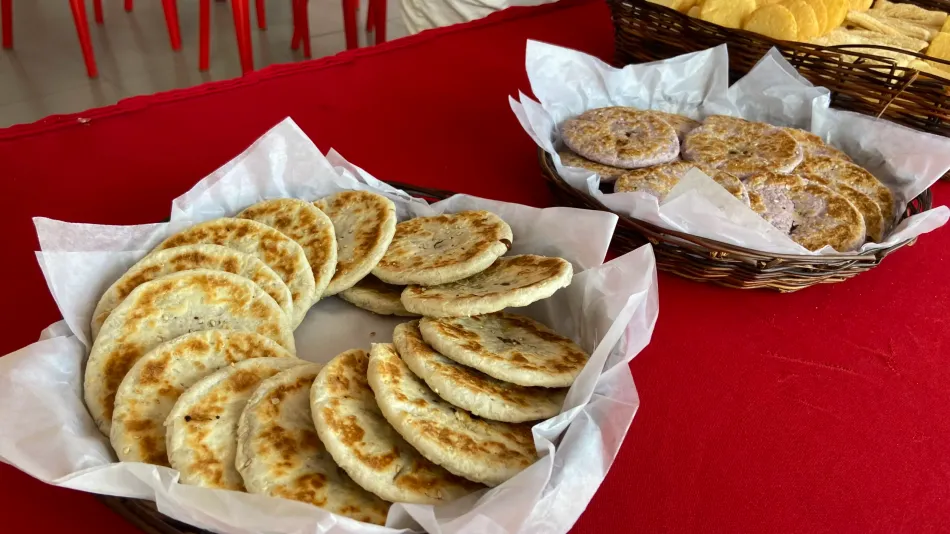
(654, 0, 950, 77)
(558, 106, 897, 251)
(84, 192, 587, 525)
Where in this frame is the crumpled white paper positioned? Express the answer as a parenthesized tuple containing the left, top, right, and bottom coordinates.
(0, 118, 660, 534)
(510, 40, 950, 256)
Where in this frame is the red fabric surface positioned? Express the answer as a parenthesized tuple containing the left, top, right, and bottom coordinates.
(1, 0, 949, 532)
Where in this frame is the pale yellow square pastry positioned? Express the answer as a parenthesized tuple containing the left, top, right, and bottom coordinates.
(928, 32, 950, 61)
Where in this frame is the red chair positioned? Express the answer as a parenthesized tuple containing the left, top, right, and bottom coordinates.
(227, 0, 388, 75)
(0, 0, 182, 79)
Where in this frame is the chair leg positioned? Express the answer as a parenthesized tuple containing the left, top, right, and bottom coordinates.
(255, 0, 265, 29)
(1, 0, 12, 50)
(371, 0, 385, 45)
(366, 0, 374, 32)
(124, 0, 133, 12)
(199, 0, 210, 70)
(161, 0, 182, 50)
(342, 0, 357, 50)
(290, 0, 300, 50)
(93, 0, 103, 23)
(68, 0, 98, 78)
(300, 0, 310, 58)
(231, 0, 253, 74)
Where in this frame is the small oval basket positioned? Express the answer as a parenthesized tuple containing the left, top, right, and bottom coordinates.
(539, 150, 932, 291)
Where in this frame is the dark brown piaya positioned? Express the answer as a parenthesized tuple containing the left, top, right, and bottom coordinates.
(539, 150, 931, 292)
(607, 0, 950, 181)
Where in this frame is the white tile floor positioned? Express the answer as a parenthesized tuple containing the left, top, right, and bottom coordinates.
(0, 0, 408, 128)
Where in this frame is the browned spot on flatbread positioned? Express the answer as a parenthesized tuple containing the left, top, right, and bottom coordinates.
(271, 473, 329, 506)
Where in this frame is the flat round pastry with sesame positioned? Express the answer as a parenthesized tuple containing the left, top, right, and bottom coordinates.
(615, 161, 750, 206)
(310, 349, 479, 504)
(236, 363, 391, 525)
(560, 107, 680, 169)
(338, 275, 418, 317)
(367, 343, 538, 487)
(166, 358, 306, 490)
(419, 313, 589, 388)
(651, 111, 702, 140)
(84, 270, 296, 436)
(783, 128, 852, 165)
(401, 255, 573, 318)
(372, 211, 512, 286)
(237, 198, 337, 305)
(799, 171, 885, 243)
(682, 115, 803, 177)
(746, 172, 866, 251)
(313, 191, 397, 297)
(91, 244, 293, 340)
(557, 150, 627, 183)
(393, 321, 566, 423)
(111, 330, 295, 466)
(796, 156, 896, 222)
(152, 217, 315, 327)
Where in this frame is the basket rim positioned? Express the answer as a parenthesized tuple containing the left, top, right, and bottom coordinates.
(607, 0, 950, 81)
(539, 148, 931, 263)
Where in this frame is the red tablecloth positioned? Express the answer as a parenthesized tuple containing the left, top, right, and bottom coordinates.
(2, 1, 949, 532)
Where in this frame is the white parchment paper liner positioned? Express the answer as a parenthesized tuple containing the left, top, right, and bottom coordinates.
(0, 118, 659, 534)
(511, 41, 950, 256)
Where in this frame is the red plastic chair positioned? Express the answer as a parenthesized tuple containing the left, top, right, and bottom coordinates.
(0, 0, 182, 79)
(226, 0, 387, 75)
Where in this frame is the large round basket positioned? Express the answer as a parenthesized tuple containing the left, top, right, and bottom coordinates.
(94, 181, 456, 534)
(539, 150, 932, 292)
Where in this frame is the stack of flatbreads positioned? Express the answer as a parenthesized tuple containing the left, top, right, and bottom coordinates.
(85, 192, 583, 525)
(558, 106, 898, 252)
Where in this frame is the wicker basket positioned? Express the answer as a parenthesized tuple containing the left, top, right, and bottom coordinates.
(94, 181, 455, 534)
(607, 0, 950, 152)
(539, 150, 932, 291)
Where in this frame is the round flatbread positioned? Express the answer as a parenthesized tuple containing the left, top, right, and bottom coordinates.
(154, 218, 315, 327)
(338, 275, 418, 317)
(311, 349, 479, 504)
(747, 172, 866, 251)
(372, 211, 513, 286)
(615, 161, 750, 206)
(560, 107, 680, 169)
(236, 364, 391, 525)
(651, 111, 702, 140)
(783, 128, 852, 166)
(367, 343, 538, 486)
(394, 321, 566, 423)
(91, 244, 293, 340)
(237, 198, 337, 305)
(749, 188, 796, 234)
(799, 171, 885, 242)
(111, 330, 295, 466)
(166, 358, 306, 490)
(401, 255, 573, 318)
(682, 115, 803, 177)
(85, 270, 296, 436)
(557, 150, 627, 183)
(419, 313, 589, 388)
(796, 156, 896, 221)
(313, 191, 397, 296)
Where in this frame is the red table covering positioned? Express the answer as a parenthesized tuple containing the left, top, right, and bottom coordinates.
(2, 1, 949, 532)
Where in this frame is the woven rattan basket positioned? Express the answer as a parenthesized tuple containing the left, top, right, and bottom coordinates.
(607, 0, 950, 160)
(539, 150, 932, 291)
(93, 182, 455, 534)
